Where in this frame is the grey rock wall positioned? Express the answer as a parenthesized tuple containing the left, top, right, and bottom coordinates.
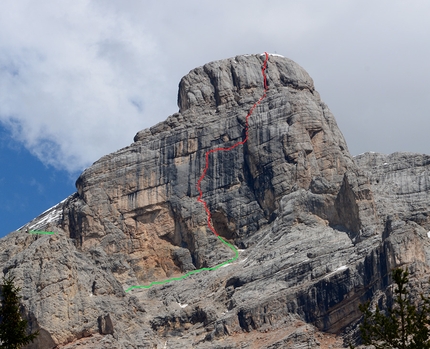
(0, 54, 429, 348)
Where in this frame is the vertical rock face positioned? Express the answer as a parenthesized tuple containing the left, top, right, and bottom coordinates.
(0, 54, 429, 348)
(355, 152, 430, 231)
(66, 54, 372, 284)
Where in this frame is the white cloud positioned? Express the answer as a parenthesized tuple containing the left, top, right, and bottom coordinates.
(0, 0, 175, 173)
(1, 0, 430, 174)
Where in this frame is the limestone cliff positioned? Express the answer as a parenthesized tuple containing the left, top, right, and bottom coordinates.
(1, 54, 429, 348)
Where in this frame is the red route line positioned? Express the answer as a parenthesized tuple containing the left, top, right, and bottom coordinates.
(196, 52, 270, 237)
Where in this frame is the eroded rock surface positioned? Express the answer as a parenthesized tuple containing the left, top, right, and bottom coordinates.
(1, 54, 429, 348)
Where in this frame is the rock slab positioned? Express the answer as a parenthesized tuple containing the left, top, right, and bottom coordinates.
(0, 54, 429, 348)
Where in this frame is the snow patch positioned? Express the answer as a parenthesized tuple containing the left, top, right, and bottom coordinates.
(38, 201, 63, 216)
(178, 303, 188, 308)
(325, 265, 348, 278)
(16, 196, 71, 231)
(356, 151, 376, 156)
(427, 231, 430, 238)
(28, 206, 62, 230)
(268, 53, 285, 57)
(336, 265, 348, 272)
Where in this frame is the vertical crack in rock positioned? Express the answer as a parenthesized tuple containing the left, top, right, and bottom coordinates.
(3, 54, 430, 348)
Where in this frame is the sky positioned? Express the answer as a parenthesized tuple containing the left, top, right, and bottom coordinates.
(1, 0, 429, 237)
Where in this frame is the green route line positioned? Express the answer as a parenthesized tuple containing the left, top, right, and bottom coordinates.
(28, 230, 57, 235)
(26, 229, 239, 291)
(124, 236, 239, 292)
(125, 52, 269, 292)
(23, 53, 268, 293)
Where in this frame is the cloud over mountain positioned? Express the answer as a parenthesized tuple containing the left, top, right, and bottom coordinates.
(1, 0, 430, 173)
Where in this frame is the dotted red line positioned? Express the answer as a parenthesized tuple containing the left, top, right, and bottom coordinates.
(196, 52, 270, 236)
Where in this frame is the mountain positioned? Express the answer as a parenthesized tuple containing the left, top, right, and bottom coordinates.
(1, 53, 430, 348)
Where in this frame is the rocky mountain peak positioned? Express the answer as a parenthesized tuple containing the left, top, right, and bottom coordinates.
(177, 54, 314, 113)
(1, 53, 430, 348)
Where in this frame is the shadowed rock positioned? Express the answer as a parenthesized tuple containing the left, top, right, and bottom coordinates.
(1, 54, 430, 348)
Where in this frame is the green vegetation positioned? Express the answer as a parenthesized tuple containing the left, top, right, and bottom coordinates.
(351, 268, 430, 349)
(0, 276, 38, 349)
(28, 230, 56, 235)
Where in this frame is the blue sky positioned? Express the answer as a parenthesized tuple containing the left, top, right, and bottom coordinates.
(0, 125, 75, 236)
(1, 0, 430, 238)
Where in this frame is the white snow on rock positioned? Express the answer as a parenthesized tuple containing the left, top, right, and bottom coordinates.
(178, 303, 188, 308)
(240, 257, 248, 264)
(356, 151, 376, 156)
(38, 197, 67, 216)
(336, 265, 348, 272)
(427, 231, 430, 238)
(260, 53, 285, 58)
(325, 265, 348, 279)
(29, 209, 61, 229)
(27, 204, 63, 230)
(17, 195, 73, 231)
